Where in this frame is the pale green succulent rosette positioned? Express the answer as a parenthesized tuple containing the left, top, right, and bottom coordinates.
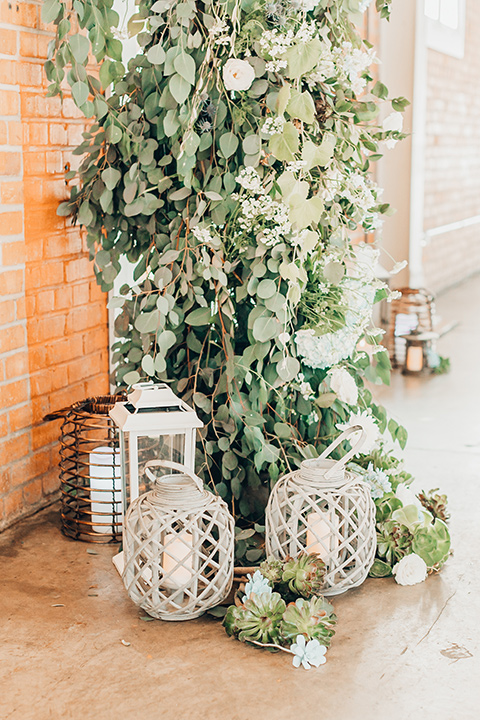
(281, 596, 337, 646)
(412, 519, 451, 569)
(281, 553, 326, 599)
(224, 591, 287, 645)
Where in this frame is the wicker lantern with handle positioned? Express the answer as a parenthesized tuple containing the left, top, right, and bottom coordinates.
(265, 426, 376, 596)
(122, 460, 234, 621)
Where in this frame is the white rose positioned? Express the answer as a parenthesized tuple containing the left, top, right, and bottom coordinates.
(392, 554, 428, 586)
(328, 368, 358, 405)
(223, 59, 255, 92)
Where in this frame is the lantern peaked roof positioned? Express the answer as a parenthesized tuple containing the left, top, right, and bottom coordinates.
(109, 383, 204, 432)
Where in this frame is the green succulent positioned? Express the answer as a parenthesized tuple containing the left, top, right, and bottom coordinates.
(223, 592, 286, 645)
(281, 596, 337, 646)
(418, 489, 450, 523)
(223, 604, 245, 638)
(412, 518, 451, 568)
(282, 553, 326, 599)
(259, 557, 284, 585)
(376, 521, 414, 564)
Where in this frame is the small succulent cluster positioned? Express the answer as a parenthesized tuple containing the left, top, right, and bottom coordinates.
(418, 488, 450, 523)
(369, 481, 451, 580)
(259, 553, 326, 601)
(223, 555, 336, 669)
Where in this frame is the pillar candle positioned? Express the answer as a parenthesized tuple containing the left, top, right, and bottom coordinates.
(306, 509, 337, 562)
(406, 346, 424, 372)
(162, 531, 194, 589)
(89, 446, 122, 533)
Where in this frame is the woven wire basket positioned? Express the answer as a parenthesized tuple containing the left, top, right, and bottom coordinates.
(54, 395, 125, 543)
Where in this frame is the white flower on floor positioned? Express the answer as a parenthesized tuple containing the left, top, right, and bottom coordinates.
(336, 410, 380, 454)
(243, 570, 272, 602)
(328, 367, 358, 405)
(392, 553, 428, 586)
(223, 59, 255, 91)
(291, 635, 327, 669)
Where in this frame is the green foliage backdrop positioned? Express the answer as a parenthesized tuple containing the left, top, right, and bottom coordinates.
(45, 0, 409, 549)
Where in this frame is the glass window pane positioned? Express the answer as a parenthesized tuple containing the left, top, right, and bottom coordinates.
(440, 0, 459, 29)
(425, 0, 440, 20)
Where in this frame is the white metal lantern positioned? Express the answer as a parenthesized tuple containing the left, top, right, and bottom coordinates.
(109, 383, 203, 512)
(122, 460, 235, 621)
(266, 426, 376, 596)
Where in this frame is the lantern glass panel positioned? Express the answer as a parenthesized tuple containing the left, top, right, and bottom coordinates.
(121, 432, 187, 499)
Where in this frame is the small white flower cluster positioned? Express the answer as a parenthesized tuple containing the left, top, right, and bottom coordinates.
(262, 116, 286, 136)
(265, 58, 288, 73)
(260, 23, 315, 73)
(259, 28, 294, 59)
(208, 19, 231, 46)
(237, 194, 292, 246)
(363, 462, 392, 500)
(296, 372, 314, 399)
(307, 50, 336, 86)
(333, 41, 376, 95)
(192, 226, 215, 244)
(322, 168, 381, 228)
(306, 39, 375, 96)
(235, 166, 264, 194)
(286, 160, 307, 173)
(295, 22, 316, 44)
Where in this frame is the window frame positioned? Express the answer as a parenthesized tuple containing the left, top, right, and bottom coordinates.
(425, 0, 466, 59)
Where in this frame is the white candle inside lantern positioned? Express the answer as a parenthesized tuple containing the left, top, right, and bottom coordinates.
(406, 345, 424, 372)
(306, 509, 337, 562)
(162, 531, 194, 589)
(89, 446, 122, 533)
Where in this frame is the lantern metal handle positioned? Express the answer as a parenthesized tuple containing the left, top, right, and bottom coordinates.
(144, 460, 204, 494)
(319, 424, 367, 480)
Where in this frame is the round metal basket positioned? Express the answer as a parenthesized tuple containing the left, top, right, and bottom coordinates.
(56, 395, 125, 543)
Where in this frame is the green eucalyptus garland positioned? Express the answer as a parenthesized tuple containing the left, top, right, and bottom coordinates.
(43, 0, 433, 566)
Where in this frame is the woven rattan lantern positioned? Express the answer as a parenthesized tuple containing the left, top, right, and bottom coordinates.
(123, 461, 234, 620)
(109, 383, 203, 511)
(266, 426, 376, 596)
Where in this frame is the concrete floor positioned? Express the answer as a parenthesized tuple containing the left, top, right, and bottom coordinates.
(1, 278, 479, 720)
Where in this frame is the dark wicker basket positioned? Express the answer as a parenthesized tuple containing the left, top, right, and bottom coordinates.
(52, 395, 125, 543)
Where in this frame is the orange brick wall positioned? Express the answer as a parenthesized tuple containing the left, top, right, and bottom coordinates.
(0, 0, 109, 530)
(423, 0, 480, 291)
